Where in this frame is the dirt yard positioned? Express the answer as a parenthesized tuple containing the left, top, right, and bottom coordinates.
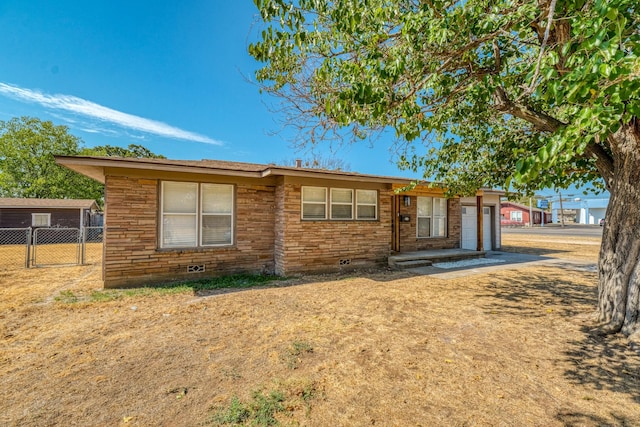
(1, 233, 639, 426)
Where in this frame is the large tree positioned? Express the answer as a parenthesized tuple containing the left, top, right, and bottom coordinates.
(81, 143, 166, 159)
(0, 117, 165, 204)
(0, 116, 103, 201)
(249, 0, 640, 341)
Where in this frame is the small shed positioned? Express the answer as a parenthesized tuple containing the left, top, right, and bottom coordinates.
(0, 198, 101, 229)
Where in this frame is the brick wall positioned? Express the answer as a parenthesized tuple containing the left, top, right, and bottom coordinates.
(102, 174, 471, 287)
(103, 175, 276, 288)
(275, 183, 393, 275)
(273, 178, 286, 275)
(397, 196, 461, 252)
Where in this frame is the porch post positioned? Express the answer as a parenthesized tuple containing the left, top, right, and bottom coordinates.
(476, 195, 484, 252)
(393, 196, 401, 252)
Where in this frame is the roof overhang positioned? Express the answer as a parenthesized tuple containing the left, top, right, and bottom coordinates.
(0, 198, 99, 210)
(56, 155, 409, 184)
(55, 156, 266, 184)
(55, 156, 506, 196)
(261, 167, 406, 184)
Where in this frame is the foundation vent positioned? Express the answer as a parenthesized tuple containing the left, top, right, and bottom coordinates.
(339, 259, 351, 266)
(187, 264, 205, 273)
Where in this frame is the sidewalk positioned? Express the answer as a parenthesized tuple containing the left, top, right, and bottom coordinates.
(406, 251, 597, 279)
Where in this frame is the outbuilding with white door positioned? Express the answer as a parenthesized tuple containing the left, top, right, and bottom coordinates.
(460, 192, 502, 252)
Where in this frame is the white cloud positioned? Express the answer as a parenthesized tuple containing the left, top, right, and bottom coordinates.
(0, 82, 223, 146)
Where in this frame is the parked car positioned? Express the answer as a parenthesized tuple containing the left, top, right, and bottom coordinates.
(599, 218, 605, 226)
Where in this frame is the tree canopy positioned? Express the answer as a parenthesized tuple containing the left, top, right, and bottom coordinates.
(0, 116, 164, 204)
(0, 116, 101, 200)
(250, 0, 638, 195)
(81, 143, 166, 159)
(250, 0, 640, 341)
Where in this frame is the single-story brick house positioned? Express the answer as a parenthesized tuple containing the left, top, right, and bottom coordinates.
(0, 198, 100, 229)
(500, 201, 551, 226)
(56, 156, 502, 288)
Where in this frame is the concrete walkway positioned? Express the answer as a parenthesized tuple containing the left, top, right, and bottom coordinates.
(405, 251, 597, 279)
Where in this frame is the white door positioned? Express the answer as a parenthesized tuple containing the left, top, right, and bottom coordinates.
(483, 207, 492, 251)
(461, 206, 477, 250)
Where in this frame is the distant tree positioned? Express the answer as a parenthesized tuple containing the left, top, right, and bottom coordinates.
(0, 117, 165, 205)
(82, 143, 166, 159)
(280, 155, 350, 171)
(0, 116, 103, 201)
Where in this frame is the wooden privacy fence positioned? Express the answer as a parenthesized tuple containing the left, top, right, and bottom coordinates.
(0, 227, 103, 271)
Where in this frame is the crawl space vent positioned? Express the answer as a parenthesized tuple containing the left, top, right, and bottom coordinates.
(187, 264, 205, 273)
(339, 259, 351, 266)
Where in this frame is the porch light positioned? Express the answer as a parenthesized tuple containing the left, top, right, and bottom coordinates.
(403, 196, 411, 207)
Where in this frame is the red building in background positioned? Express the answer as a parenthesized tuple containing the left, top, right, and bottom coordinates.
(500, 201, 552, 226)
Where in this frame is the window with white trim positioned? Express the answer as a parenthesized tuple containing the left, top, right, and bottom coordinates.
(356, 190, 378, 220)
(201, 184, 234, 245)
(302, 186, 378, 220)
(417, 197, 447, 238)
(331, 188, 353, 219)
(510, 211, 522, 222)
(160, 181, 233, 248)
(302, 186, 327, 219)
(32, 213, 51, 227)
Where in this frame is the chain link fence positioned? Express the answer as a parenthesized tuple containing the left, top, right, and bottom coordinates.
(82, 226, 104, 265)
(0, 228, 31, 270)
(32, 227, 81, 267)
(0, 227, 103, 270)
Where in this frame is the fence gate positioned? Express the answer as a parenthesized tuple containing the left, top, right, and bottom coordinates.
(32, 227, 81, 267)
(81, 226, 104, 265)
(0, 227, 103, 269)
(0, 228, 31, 270)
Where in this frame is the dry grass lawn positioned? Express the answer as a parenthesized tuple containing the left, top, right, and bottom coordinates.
(1, 233, 639, 426)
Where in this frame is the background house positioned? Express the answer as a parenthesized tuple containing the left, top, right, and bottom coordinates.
(0, 198, 101, 229)
(500, 201, 552, 226)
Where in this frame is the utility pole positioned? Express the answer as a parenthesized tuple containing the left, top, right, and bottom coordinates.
(558, 191, 565, 228)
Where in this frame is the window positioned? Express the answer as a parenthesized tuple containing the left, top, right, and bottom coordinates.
(302, 186, 378, 220)
(201, 184, 234, 245)
(331, 188, 353, 219)
(417, 197, 447, 238)
(32, 213, 51, 227)
(356, 190, 377, 220)
(302, 187, 327, 219)
(510, 211, 522, 222)
(160, 181, 233, 248)
(433, 198, 447, 237)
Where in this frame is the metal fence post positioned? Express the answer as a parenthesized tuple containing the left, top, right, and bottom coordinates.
(26, 227, 32, 268)
(81, 226, 86, 265)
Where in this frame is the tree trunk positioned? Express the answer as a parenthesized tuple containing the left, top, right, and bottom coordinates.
(596, 120, 640, 343)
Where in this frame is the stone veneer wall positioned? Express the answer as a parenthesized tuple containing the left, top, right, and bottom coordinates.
(103, 175, 276, 288)
(397, 196, 461, 252)
(273, 178, 286, 275)
(274, 183, 393, 275)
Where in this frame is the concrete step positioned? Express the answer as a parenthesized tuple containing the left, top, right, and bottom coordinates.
(392, 259, 433, 269)
(388, 249, 485, 270)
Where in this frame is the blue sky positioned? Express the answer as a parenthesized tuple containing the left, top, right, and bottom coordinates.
(0, 0, 411, 177)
